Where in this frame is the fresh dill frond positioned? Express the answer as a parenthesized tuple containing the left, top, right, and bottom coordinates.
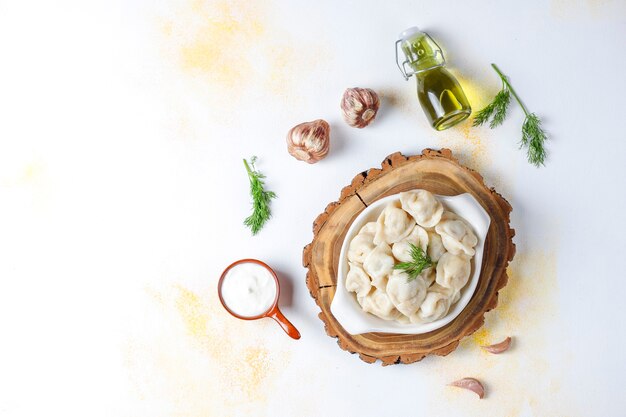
(393, 243, 433, 282)
(243, 156, 276, 235)
(489, 88, 511, 128)
(522, 113, 547, 166)
(472, 63, 548, 167)
(472, 100, 496, 127)
(473, 87, 511, 129)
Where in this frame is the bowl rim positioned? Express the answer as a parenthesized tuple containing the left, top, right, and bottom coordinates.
(330, 191, 491, 335)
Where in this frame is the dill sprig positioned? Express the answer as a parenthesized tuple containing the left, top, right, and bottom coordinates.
(522, 113, 547, 166)
(243, 156, 276, 235)
(473, 88, 511, 129)
(393, 243, 433, 282)
(473, 63, 548, 167)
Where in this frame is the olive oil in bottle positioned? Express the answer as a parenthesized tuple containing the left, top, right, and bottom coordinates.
(396, 27, 471, 130)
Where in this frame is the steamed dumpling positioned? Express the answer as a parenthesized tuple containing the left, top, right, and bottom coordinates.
(392, 224, 429, 262)
(436, 252, 471, 291)
(444, 284, 461, 305)
(431, 283, 461, 304)
(373, 201, 414, 245)
(348, 233, 375, 264)
(415, 284, 458, 323)
(386, 269, 428, 317)
(427, 231, 446, 262)
(348, 222, 377, 263)
(358, 288, 402, 321)
(421, 266, 436, 287)
(400, 190, 444, 228)
(345, 262, 372, 298)
(435, 212, 478, 256)
(363, 243, 394, 290)
(359, 222, 377, 235)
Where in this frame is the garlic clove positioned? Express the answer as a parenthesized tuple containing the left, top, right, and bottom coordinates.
(481, 336, 512, 354)
(448, 378, 485, 399)
(286, 119, 330, 164)
(341, 87, 380, 128)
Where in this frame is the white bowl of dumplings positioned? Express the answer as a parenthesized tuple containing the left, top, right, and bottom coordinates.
(330, 189, 490, 335)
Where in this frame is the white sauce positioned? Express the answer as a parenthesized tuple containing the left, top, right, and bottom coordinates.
(221, 262, 277, 317)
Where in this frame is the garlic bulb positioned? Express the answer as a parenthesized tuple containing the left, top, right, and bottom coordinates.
(286, 119, 330, 164)
(341, 87, 380, 128)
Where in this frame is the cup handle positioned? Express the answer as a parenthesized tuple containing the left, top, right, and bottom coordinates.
(269, 308, 301, 340)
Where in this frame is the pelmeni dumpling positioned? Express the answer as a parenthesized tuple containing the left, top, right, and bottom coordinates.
(347, 222, 377, 263)
(391, 224, 429, 262)
(386, 269, 428, 317)
(345, 262, 372, 298)
(400, 190, 444, 228)
(348, 234, 375, 264)
(373, 201, 414, 245)
(436, 252, 471, 292)
(415, 284, 458, 323)
(431, 283, 460, 304)
(421, 266, 436, 287)
(435, 212, 478, 257)
(363, 243, 394, 290)
(427, 231, 446, 262)
(358, 288, 402, 321)
(359, 222, 376, 235)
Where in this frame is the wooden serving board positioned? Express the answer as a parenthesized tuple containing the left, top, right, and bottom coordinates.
(302, 149, 516, 365)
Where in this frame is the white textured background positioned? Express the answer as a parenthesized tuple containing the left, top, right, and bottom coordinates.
(0, 0, 625, 416)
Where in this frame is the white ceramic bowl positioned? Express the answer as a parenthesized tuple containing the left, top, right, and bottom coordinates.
(330, 192, 490, 335)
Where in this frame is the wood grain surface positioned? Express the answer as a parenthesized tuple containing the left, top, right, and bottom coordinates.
(302, 149, 516, 365)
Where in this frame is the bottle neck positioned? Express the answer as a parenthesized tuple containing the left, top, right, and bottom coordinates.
(414, 64, 446, 79)
(400, 32, 446, 75)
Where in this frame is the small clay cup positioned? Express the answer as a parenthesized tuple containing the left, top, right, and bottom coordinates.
(218, 259, 300, 340)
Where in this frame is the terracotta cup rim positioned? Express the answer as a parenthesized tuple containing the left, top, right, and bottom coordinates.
(217, 258, 280, 320)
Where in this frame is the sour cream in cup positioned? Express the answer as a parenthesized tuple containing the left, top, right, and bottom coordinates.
(218, 259, 300, 339)
(220, 262, 277, 317)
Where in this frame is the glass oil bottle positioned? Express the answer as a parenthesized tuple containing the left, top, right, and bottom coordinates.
(396, 27, 471, 131)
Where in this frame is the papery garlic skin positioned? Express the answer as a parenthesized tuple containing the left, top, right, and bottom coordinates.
(341, 87, 380, 128)
(286, 119, 330, 164)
